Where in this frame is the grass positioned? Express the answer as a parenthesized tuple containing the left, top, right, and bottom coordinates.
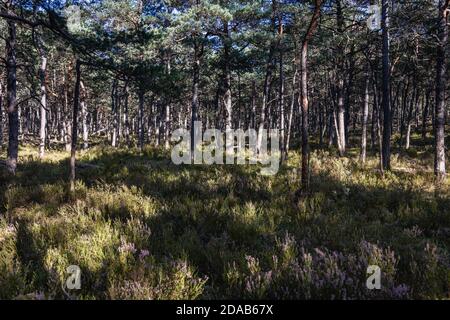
(0, 140, 449, 300)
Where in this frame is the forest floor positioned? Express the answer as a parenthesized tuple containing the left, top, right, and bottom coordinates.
(0, 134, 449, 300)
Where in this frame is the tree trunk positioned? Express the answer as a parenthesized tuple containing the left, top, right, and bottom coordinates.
(165, 104, 170, 150)
(191, 42, 201, 161)
(371, 66, 384, 173)
(300, 52, 309, 188)
(434, 0, 449, 182)
(381, 0, 392, 171)
(223, 20, 233, 132)
(124, 83, 130, 146)
(279, 51, 286, 161)
(337, 77, 346, 157)
(164, 56, 172, 150)
(62, 66, 71, 150)
(36, 34, 47, 159)
(371, 86, 377, 151)
(70, 60, 81, 193)
(399, 80, 410, 145)
(257, 57, 273, 152)
(360, 70, 370, 163)
(336, 0, 346, 157)
(80, 81, 88, 150)
(285, 68, 297, 157)
(422, 88, 430, 140)
(405, 83, 417, 150)
(111, 80, 118, 148)
(0, 81, 3, 149)
(138, 89, 145, 152)
(6, 19, 18, 174)
(278, 12, 286, 162)
(345, 50, 356, 144)
(299, 0, 323, 193)
(257, 2, 278, 152)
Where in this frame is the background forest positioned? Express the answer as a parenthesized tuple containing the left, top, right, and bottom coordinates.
(0, 0, 449, 300)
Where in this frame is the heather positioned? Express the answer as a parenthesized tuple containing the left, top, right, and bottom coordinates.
(1, 144, 448, 300)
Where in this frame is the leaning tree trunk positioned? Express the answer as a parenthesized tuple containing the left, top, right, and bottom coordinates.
(6, 19, 18, 174)
(381, 0, 392, 171)
(434, 0, 449, 182)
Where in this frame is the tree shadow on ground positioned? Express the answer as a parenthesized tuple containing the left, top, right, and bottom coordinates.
(1, 148, 449, 298)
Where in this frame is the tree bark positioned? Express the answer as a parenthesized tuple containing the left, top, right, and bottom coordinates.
(111, 79, 118, 148)
(381, 0, 392, 171)
(124, 83, 130, 147)
(434, 0, 449, 182)
(70, 60, 81, 193)
(299, 0, 323, 193)
(399, 80, 410, 145)
(6, 19, 18, 174)
(191, 41, 201, 160)
(138, 89, 145, 152)
(257, 55, 274, 152)
(360, 69, 370, 163)
(422, 88, 430, 140)
(165, 103, 171, 150)
(0, 80, 3, 149)
(257, 1, 278, 152)
(285, 68, 297, 157)
(405, 83, 417, 150)
(223, 20, 233, 132)
(278, 11, 286, 162)
(164, 56, 172, 150)
(36, 33, 47, 159)
(251, 80, 257, 129)
(336, 0, 346, 157)
(80, 81, 88, 150)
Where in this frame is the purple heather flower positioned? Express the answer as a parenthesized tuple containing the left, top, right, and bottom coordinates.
(118, 239, 137, 254)
(139, 249, 150, 261)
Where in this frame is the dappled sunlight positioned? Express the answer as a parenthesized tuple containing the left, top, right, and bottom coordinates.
(1, 146, 448, 299)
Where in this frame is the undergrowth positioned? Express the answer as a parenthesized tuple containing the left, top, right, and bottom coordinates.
(0, 144, 449, 300)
